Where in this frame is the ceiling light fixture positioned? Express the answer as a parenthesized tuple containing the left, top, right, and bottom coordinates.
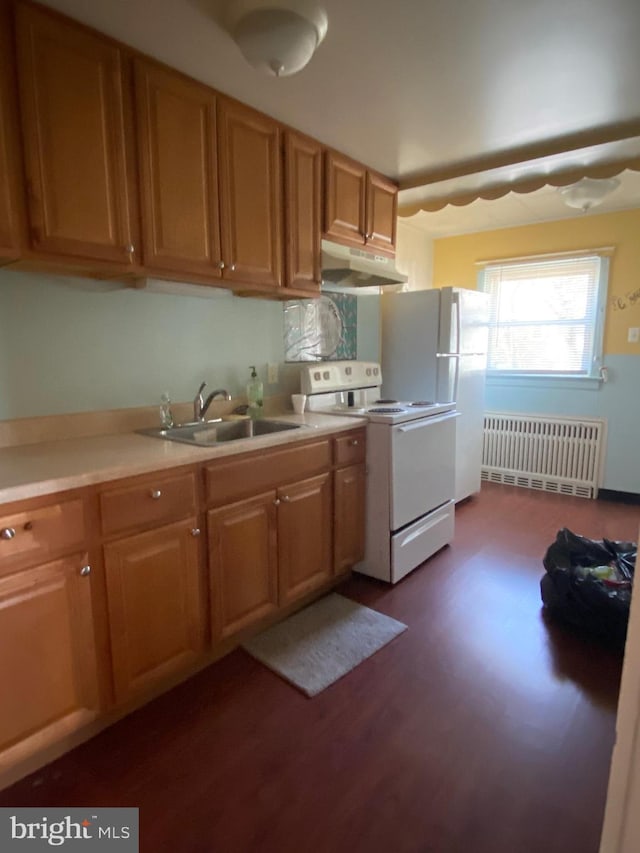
(226, 0, 328, 77)
(557, 176, 621, 213)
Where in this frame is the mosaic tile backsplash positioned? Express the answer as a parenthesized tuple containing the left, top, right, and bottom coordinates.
(284, 293, 357, 362)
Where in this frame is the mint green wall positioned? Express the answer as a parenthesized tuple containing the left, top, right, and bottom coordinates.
(357, 294, 381, 364)
(0, 270, 286, 419)
(0, 271, 383, 420)
(485, 357, 640, 494)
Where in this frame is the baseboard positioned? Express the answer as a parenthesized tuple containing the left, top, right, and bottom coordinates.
(598, 489, 640, 506)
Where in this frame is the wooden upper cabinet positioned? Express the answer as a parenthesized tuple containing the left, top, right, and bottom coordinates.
(324, 152, 398, 255)
(134, 59, 222, 278)
(284, 131, 321, 292)
(366, 172, 397, 254)
(0, 103, 15, 260)
(218, 98, 282, 288)
(15, 4, 136, 265)
(324, 151, 366, 246)
(0, 0, 22, 261)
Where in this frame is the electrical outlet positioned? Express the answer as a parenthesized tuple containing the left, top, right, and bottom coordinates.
(628, 327, 640, 344)
(267, 363, 279, 384)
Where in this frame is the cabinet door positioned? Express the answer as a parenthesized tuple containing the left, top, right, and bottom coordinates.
(334, 464, 366, 574)
(0, 0, 21, 261)
(284, 131, 321, 292)
(208, 492, 278, 640)
(218, 98, 282, 287)
(135, 59, 222, 278)
(366, 172, 397, 255)
(16, 4, 136, 264)
(278, 473, 332, 605)
(0, 555, 99, 767)
(324, 152, 366, 246)
(104, 519, 204, 704)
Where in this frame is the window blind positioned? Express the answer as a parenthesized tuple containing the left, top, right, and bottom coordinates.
(481, 255, 603, 375)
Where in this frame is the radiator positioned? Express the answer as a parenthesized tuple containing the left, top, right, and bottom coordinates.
(481, 412, 606, 499)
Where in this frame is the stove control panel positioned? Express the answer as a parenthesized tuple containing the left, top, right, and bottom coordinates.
(301, 361, 382, 395)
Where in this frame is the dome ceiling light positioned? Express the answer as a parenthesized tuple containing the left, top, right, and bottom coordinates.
(226, 0, 328, 77)
(557, 177, 621, 213)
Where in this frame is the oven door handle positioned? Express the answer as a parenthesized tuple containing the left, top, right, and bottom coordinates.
(396, 411, 459, 432)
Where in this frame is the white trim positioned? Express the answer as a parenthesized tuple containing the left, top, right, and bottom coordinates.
(600, 523, 640, 853)
(474, 246, 615, 267)
(486, 374, 602, 390)
(478, 252, 609, 380)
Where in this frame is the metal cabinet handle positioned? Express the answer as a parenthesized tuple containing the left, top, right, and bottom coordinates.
(217, 260, 225, 270)
(229, 263, 236, 272)
(80, 565, 91, 576)
(191, 528, 201, 537)
(350, 439, 359, 446)
(281, 495, 291, 502)
(1, 527, 16, 540)
(126, 244, 135, 255)
(273, 499, 281, 506)
(150, 489, 162, 500)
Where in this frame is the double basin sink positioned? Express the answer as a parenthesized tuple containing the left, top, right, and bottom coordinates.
(139, 418, 302, 448)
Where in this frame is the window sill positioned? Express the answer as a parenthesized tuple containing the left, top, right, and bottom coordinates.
(486, 373, 602, 391)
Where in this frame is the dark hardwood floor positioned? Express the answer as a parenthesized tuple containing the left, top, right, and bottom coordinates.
(2, 483, 638, 853)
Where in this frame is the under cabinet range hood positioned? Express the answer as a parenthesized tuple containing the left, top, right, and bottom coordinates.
(321, 239, 408, 289)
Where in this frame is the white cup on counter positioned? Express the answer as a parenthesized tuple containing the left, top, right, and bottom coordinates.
(291, 393, 307, 414)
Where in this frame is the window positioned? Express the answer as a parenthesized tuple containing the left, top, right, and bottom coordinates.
(477, 252, 609, 380)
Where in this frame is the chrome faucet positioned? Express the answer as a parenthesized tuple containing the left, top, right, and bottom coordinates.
(193, 382, 231, 422)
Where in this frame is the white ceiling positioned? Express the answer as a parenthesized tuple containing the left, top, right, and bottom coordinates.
(37, 0, 640, 185)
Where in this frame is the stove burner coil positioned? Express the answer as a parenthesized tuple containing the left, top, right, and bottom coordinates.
(409, 401, 435, 406)
(368, 407, 404, 414)
(374, 399, 398, 404)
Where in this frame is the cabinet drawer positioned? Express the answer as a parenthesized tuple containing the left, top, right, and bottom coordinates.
(333, 430, 366, 466)
(206, 440, 331, 507)
(0, 499, 85, 576)
(100, 471, 197, 537)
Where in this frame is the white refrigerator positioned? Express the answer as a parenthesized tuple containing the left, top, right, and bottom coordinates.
(381, 287, 489, 502)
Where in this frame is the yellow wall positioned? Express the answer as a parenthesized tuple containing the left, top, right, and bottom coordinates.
(432, 208, 640, 355)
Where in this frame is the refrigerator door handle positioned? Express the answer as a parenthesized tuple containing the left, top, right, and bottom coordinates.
(454, 292, 461, 355)
(452, 352, 461, 402)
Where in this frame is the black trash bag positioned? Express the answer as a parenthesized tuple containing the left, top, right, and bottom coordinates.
(541, 528, 637, 650)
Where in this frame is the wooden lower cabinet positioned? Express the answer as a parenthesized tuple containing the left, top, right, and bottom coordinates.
(0, 554, 99, 768)
(208, 492, 279, 641)
(0, 429, 368, 785)
(278, 473, 332, 605)
(334, 464, 366, 574)
(208, 472, 334, 637)
(104, 518, 205, 704)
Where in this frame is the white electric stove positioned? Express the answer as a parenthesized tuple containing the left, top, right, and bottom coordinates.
(301, 361, 457, 584)
(302, 361, 454, 424)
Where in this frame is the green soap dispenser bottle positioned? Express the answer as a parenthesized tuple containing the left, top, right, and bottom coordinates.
(247, 365, 263, 419)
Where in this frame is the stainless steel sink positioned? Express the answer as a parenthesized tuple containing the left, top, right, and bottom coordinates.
(138, 418, 302, 447)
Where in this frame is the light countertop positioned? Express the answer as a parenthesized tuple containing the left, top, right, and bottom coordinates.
(0, 413, 366, 506)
